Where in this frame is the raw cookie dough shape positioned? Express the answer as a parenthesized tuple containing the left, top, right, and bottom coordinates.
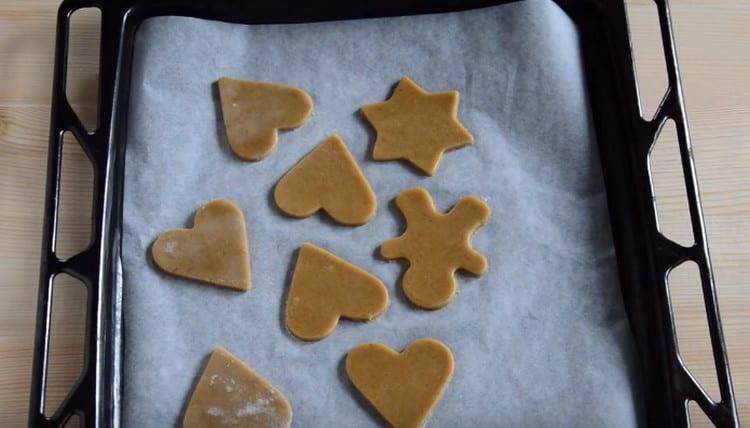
(285, 243, 388, 341)
(152, 199, 251, 291)
(183, 347, 292, 428)
(218, 77, 313, 161)
(274, 135, 377, 226)
(361, 76, 473, 176)
(381, 187, 490, 309)
(346, 338, 454, 428)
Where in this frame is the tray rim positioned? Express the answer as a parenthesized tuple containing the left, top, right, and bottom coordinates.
(28, 0, 739, 427)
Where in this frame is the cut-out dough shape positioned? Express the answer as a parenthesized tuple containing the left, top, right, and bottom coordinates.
(285, 243, 388, 341)
(381, 187, 490, 309)
(346, 338, 454, 428)
(218, 77, 313, 161)
(361, 76, 473, 176)
(152, 199, 250, 291)
(274, 135, 377, 226)
(183, 347, 292, 428)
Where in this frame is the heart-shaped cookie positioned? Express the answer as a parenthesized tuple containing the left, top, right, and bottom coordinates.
(183, 347, 293, 428)
(346, 338, 454, 428)
(218, 77, 313, 161)
(285, 243, 388, 341)
(274, 135, 376, 225)
(152, 199, 250, 291)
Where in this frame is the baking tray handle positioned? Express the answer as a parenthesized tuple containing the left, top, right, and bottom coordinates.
(28, 1, 124, 426)
(626, 0, 740, 426)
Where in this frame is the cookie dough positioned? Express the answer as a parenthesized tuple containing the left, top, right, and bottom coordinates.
(285, 243, 388, 341)
(381, 187, 490, 309)
(218, 77, 313, 161)
(274, 135, 376, 226)
(361, 76, 473, 176)
(152, 199, 250, 291)
(183, 347, 292, 428)
(345, 338, 454, 428)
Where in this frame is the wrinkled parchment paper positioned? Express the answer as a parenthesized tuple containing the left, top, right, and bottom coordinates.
(122, 1, 644, 426)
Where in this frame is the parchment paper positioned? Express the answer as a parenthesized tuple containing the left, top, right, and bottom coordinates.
(122, 1, 644, 426)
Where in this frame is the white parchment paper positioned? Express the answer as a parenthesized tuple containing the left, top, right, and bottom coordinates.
(122, 1, 644, 426)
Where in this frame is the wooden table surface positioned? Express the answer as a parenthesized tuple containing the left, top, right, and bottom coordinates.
(0, 0, 747, 426)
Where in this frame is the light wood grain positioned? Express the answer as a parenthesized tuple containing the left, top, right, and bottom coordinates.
(0, 1, 747, 427)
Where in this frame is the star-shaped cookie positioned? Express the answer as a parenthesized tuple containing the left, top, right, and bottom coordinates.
(361, 76, 473, 176)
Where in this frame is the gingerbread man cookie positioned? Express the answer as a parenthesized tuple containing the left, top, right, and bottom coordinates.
(381, 187, 490, 309)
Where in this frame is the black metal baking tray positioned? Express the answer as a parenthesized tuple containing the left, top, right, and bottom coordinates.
(29, 0, 739, 426)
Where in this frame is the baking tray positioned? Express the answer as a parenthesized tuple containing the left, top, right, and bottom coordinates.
(28, 0, 739, 427)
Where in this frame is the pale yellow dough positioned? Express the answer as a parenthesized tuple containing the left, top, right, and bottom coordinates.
(152, 199, 250, 291)
(361, 76, 473, 176)
(346, 338, 454, 428)
(381, 187, 490, 309)
(274, 135, 376, 226)
(183, 348, 292, 428)
(285, 243, 388, 341)
(218, 77, 313, 161)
